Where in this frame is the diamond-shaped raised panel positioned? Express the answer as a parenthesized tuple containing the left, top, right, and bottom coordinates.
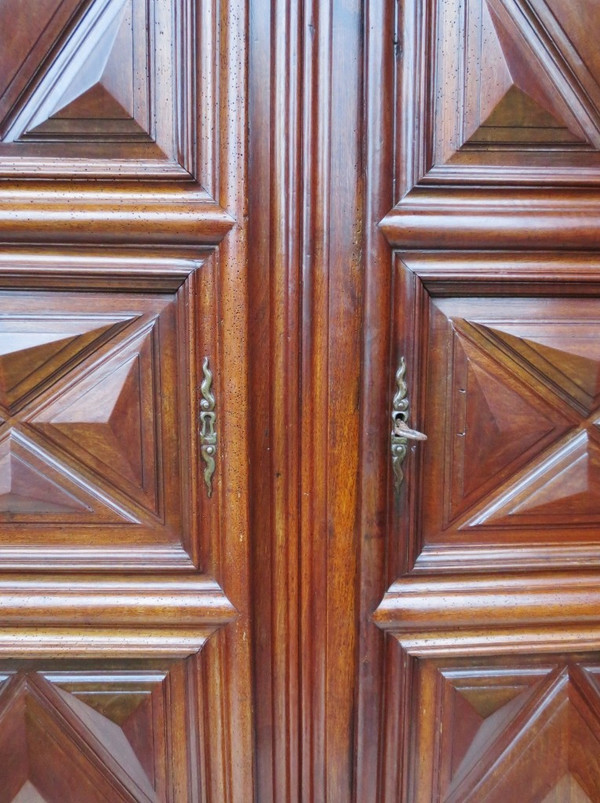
(479, 321, 600, 414)
(0, 314, 132, 415)
(3, 0, 145, 143)
(33, 325, 158, 513)
(415, 293, 600, 568)
(0, 430, 93, 516)
(448, 326, 570, 518)
(468, 432, 600, 527)
(0, 671, 171, 802)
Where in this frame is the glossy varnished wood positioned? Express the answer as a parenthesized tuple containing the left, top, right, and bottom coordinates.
(370, 1, 600, 800)
(0, 1, 253, 800)
(7, 0, 600, 799)
(249, 0, 364, 800)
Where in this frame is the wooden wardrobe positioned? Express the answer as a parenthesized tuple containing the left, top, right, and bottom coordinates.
(0, 0, 599, 800)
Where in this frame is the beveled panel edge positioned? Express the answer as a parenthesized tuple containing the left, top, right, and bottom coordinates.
(388, 628, 600, 659)
(0, 246, 210, 291)
(0, 158, 193, 181)
(0, 545, 195, 573)
(0, 629, 213, 659)
(396, 249, 600, 301)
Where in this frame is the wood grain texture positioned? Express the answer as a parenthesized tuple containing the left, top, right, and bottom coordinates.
(0, 0, 194, 174)
(0, 1, 253, 799)
(365, 1, 600, 800)
(396, 654, 600, 802)
(0, 0, 235, 249)
(249, 0, 364, 800)
(394, 0, 600, 194)
(0, 665, 208, 800)
(195, 1, 255, 798)
(354, 0, 397, 800)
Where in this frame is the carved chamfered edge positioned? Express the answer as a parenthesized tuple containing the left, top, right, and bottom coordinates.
(0, 574, 236, 658)
(200, 357, 217, 497)
(373, 572, 600, 656)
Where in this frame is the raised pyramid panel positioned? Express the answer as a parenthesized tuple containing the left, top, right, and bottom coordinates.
(440, 666, 551, 783)
(0, 288, 194, 569)
(0, 666, 203, 803)
(420, 295, 600, 557)
(0, 0, 83, 122)
(466, 85, 586, 146)
(32, 325, 158, 513)
(412, 659, 600, 803)
(20, 0, 130, 135)
(25, 0, 151, 142)
(484, 0, 591, 143)
(478, 321, 600, 413)
(425, 0, 600, 181)
(0, 429, 133, 522)
(465, 432, 600, 528)
(0, 0, 197, 177)
(0, 314, 135, 415)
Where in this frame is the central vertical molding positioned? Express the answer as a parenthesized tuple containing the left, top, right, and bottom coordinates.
(249, 0, 364, 800)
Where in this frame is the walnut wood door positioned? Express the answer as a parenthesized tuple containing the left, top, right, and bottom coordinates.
(360, 0, 600, 800)
(0, 1, 252, 800)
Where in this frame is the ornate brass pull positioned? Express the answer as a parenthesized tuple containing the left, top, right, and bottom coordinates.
(391, 357, 427, 493)
(200, 357, 217, 498)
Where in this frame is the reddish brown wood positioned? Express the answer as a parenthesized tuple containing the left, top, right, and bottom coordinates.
(249, 0, 365, 800)
(11, 0, 600, 799)
(370, 1, 600, 800)
(0, 1, 253, 800)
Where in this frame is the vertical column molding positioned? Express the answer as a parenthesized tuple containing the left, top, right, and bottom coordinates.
(249, 0, 364, 800)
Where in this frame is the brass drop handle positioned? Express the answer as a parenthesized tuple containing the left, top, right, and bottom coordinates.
(391, 358, 427, 493)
